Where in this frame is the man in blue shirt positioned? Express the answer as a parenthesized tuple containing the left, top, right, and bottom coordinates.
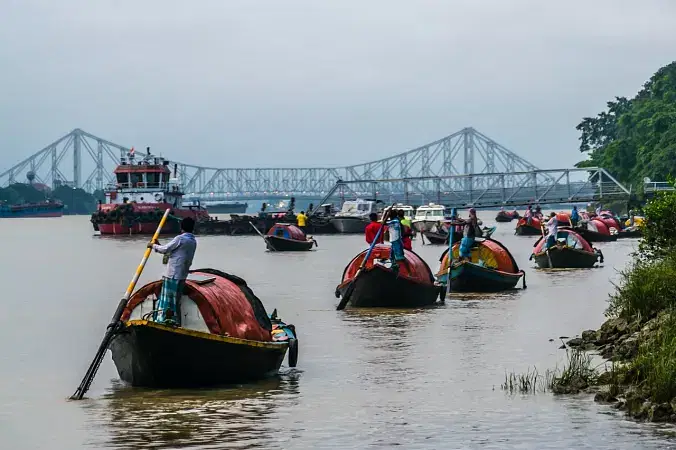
(147, 217, 197, 326)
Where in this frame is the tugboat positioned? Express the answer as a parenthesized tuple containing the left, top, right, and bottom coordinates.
(91, 148, 210, 235)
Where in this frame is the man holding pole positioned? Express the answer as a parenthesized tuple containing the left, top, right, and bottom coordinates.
(148, 217, 197, 326)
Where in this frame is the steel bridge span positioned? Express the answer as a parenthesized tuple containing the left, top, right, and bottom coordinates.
(0, 127, 632, 208)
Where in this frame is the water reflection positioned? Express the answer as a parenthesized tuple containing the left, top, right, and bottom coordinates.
(87, 373, 301, 449)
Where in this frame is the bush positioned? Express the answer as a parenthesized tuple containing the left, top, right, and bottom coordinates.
(639, 189, 676, 259)
(607, 256, 676, 320)
(625, 313, 676, 403)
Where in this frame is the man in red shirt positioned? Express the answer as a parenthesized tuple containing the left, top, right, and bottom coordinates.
(365, 212, 384, 245)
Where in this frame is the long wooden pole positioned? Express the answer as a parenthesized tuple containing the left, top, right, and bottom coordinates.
(70, 208, 171, 400)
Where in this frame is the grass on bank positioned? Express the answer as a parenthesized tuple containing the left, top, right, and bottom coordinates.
(607, 256, 676, 321)
(624, 312, 676, 403)
(502, 347, 597, 395)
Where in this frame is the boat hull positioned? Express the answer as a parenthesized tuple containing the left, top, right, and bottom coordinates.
(110, 321, 288, 388)
(438, 261, 523, 293)
(515, 224, 541, 236)
(0, 204, 64, 218)
(575, 228, 618, 242)
(618, 228, 642, 239)
(335, 265, 439, 308)
(331, 217, 368, 234)
(205, 203, 248, 214)
(533, 246, 600, 269)
(98, 221, 182, 235)
(265, 235, 314, 251)
(422, 230, 462, 245)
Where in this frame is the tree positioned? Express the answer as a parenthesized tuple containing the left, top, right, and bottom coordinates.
(576, 61, 676, 189)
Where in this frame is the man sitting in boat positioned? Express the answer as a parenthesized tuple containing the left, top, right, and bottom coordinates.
(534, 205, 543, 220)
(545, 212, 559, 249)
(296, 210, 307, 233)
(147, 217, 197, 326)
(365, 212, 384, 245)
(397, 209, 413, 251)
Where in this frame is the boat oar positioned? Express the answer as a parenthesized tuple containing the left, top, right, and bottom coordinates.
(541, 223, 553, 269)
(249, 221, 267, 239)
(70, 208, 171, 400)
(337, 203, 394, 311)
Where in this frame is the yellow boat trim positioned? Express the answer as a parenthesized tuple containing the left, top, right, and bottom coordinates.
(125, 320, 288, 350)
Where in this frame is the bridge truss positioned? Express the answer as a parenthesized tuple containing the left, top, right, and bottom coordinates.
(1, 127, 547, 196)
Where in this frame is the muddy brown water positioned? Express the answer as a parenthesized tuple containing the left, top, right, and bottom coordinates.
(1, 213, 675, 449)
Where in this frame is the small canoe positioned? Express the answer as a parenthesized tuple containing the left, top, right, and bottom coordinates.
(516, 212, 571, 236)
(111, 269, 298, 387)
(422, 230, 461, 245)
(265, 223, 316, 251)
(495, 211, 520, 222)
(618, 227, 642, 239)
(530, 229, 603, 269)
(435, 238, 525, 294)
(334, 244, 439, 308)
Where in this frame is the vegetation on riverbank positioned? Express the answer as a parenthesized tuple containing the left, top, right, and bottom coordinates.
(557, 186, 676, 422)
(575, 60, 676, 190)
(0, 183, 103, 214)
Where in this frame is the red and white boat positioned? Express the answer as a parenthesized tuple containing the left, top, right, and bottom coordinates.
(91, 149, 210, 235)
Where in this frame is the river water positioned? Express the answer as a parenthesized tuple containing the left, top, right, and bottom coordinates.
(1, 213, 675, 449)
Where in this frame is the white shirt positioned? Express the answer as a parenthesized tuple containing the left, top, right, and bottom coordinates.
(152, 232, 197, 280)
(547, 217, 558, 237)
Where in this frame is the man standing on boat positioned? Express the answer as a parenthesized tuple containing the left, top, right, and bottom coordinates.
(459, 208, 479, 262)
(397, 209, 413, 251)
(386, 210, 409, 274)
(545, 212, 559, 249)
(365, 212, 384, 245)
(147, 217, 197, 326)
(570, 206, 580, 227)
(296, 210, 308, 234)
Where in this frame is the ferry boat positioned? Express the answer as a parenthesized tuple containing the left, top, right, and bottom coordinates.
(412, 203, 446, 232)
(330, 199, 380, 234)
(0, 200, 64, 218)
(90, 149, 210, 235)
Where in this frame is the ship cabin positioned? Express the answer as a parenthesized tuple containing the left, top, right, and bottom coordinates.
(106, 151, 184, 207)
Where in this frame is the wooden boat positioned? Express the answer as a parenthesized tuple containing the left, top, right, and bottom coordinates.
(574, 218, 618, 242)
(495, 210, 520, 223)
(424, 225, 495, 245)
(265, 223, 316, 251)
(530, 229, 603, 269)
(618, 226, 642, 238)
(435, 238, 525, 294)
(334, 244, 439, 308)
(515, 212, 571, 236)
(110, 269, 298, 387)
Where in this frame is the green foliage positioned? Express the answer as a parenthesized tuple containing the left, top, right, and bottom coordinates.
(550, 347, 598, 394)
(625, 313, 676, 403)
(576, 61, 676, 188)
(607, 256, 676, 320)
(639, 190, 676, 258)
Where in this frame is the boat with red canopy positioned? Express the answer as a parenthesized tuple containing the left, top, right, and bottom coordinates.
(575, 217, 618, 242)
(110, 269, 298, 387)
(264, 223, 316, 251)
(530, 229, 603, 269)
(334, 244, 439, 308)
(435, 238, 525, 294)
(515, 212, 571, 236)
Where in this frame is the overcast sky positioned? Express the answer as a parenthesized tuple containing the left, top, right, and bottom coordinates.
(1, 0, 675, 173)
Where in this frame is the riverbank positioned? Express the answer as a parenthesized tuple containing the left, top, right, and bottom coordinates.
(552, 187, 676, 423)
